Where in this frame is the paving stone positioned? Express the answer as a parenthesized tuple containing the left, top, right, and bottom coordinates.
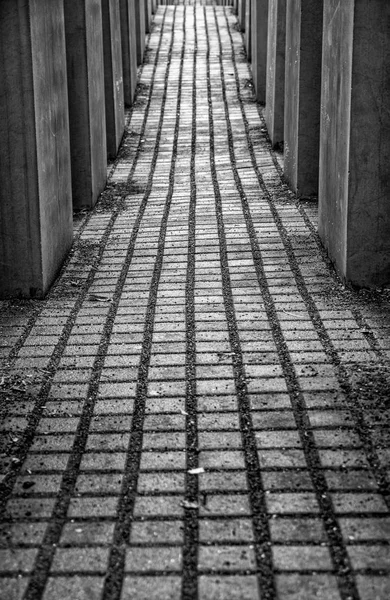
(121, 576, 181, 600)
(51, 547, 109, 572)
(272, 545, 333, 571)
(276, 573, 341, 600)
(125, 547, 183, 572)
(198, 545, 256, 572)
(42, 577, 104, 600)
(198, 575, 260, 599)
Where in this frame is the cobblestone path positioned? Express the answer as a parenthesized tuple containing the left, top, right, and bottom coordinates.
(1, 6, 390, 600)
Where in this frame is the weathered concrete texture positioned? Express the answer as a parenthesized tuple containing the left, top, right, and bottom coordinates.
(238, 0, 246, 31)
(265, 0, 286, 147)
(319, 0, 390, 288)
(120, 0, 138, 106)
(251, 0, 268, 104)
(102, 0, 125, 159)
(145, 0, 153, 33)
(135, 0, 146, 65)
(0, 0, 73, 298)
(284, 0, 323, 197)
(64, 0, 107, 210)
(244, 0, 251, 60)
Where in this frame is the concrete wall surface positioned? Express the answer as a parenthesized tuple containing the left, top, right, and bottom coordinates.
(120, 0, 138, 106)
(319, 0, 390, 288)
(135, 0, 146, 65)
(238, 0, 246, 31)
(102, 0, 125, 158)
(265, 0, 286, 146)
(284, 0, 323, 197)
(251, 0, 268, 104)
(64, 0, 107, 209)
(145, 0, 153, 33)
(0, 0, 73, 298)
(244, 0, 251, 60)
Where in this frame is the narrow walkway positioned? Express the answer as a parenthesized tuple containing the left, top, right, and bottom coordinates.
(1, 6, 390, 600)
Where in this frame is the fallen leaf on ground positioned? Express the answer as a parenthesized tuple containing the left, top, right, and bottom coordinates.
(181, 500, 199, 509)
(188, 467, 205, 475)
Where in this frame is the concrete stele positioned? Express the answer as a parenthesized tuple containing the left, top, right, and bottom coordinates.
(265, 0, 286, 147)
(0, 0, 73, 298)
(135, 0, 146, 66)
(120, 0, 138, 107)
(319, 0, 390, 288)
(102, 0, 125, 159)
(238, 0, 246, 31)
(145, 0, 153, 34)
(251, 0, 268, 104)
(284, 0, 324, 197)
(64, 0, 107, 209)
(244, 0, 251, 61)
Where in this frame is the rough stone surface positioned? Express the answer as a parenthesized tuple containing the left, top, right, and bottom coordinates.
(319, 0, 390, 288)
(0, 0, 73, 299)
(1, 4, 390, 599)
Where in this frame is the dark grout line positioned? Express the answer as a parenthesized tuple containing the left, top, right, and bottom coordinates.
(102, 7, 186, 599)
(222, 10, 390, 512)
(182, 6, 200, 600)
(216, 7, 360, 600)
(204, 8, 277, 600)
(20, 11, 172, 600)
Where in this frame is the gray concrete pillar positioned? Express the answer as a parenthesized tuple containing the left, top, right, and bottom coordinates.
(238, 0, 246, 31)
(135, 0, 146, 66)
(120, 0, 138, 107)
(64, 0, 107, 210)
(265, 0, 286, 147)
(284, 0, 323, 197)
(319, 0, 390, 288)
(145, 0, 153, 34)
(244, 0, 251, 61)
(102, 0, 125, 159)
(0, 0, 73, 298)
(251, 0, 268, 104)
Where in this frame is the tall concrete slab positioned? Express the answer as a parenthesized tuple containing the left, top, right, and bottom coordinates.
(244, 0, 251, 61)
(238, 0, 246, 31)
(135, 0, 146, 65)
(251, 0, 268, 104)
(319, 0, 390, 288)
(145, 0, 153, 34)
(265, 0, 286, 147)
(284, 0, 323, 197)
(0, 0, 73, 298)
(102, 0, 125, 158)
(120, 0, 138, 106)
(64, 0, 107, 210)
